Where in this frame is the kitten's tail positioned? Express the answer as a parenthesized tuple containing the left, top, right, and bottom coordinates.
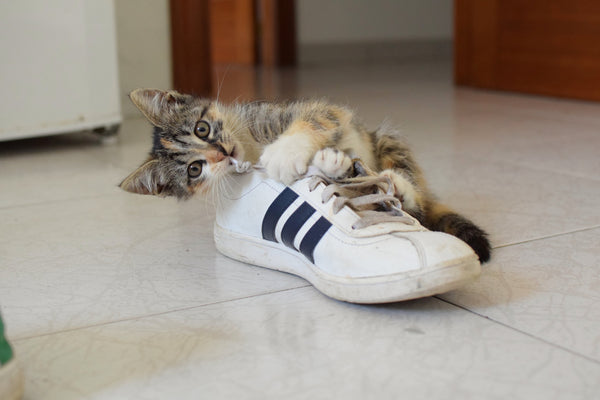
(424, 201, 491, 263)
(373, 129, 491, 262)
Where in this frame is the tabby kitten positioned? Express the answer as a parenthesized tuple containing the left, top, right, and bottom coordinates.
(120, 89, 491, 262)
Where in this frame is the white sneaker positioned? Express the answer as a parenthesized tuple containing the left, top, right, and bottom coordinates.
(214, 169, 481, 303)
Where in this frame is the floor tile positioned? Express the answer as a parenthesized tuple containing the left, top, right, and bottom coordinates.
(14, 288, 600, 400)
(0, 118, 153, 209)
(416, 154, 600, 248)
(441, 228, 600, 361)
(452, 89, 600, 181)
(0, 195, 305, 339)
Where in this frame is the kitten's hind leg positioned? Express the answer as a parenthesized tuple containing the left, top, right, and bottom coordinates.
(312, 148, 353, 179)
(379, 169, 422, 217)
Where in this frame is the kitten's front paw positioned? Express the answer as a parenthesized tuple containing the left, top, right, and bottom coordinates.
(379, 169, 419, 212)
(234, 160, 252, 173)
(260, 136, 314, 185)
(312, 148, 353, 179)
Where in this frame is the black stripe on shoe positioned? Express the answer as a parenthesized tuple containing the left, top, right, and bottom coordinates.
(281, 202, 316, 250)
(261, 188, 332, 264)
(262, 187, 299, 242)
(299, 217, 332, 264)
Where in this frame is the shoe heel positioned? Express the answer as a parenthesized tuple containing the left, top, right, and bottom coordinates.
(214, 223, 310, 278)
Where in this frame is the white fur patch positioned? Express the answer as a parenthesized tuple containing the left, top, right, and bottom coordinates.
(312, 148, 352, 178)
(259, 135, 315, 184)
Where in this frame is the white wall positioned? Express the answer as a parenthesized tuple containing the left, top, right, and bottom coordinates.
(115, 0, 172, 118)
(297, 0, 452, 45)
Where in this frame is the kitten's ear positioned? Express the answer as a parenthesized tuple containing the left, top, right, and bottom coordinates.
(119, 158, 168, 196)
(129, 89, 192, 127)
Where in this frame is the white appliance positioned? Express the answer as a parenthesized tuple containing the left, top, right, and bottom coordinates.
(0, 0, 121, 141)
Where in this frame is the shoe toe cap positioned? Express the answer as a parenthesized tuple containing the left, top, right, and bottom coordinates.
(398, 231, 479, 268)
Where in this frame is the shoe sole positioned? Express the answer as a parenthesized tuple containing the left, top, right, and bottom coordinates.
(214, 223, 481, 304)
(0, 358, 24, 400)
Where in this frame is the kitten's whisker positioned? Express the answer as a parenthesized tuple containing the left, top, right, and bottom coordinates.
(228, 121, 253, 135)
(215, 64, 231, 105)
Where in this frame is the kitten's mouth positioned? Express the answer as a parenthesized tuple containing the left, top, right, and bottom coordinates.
(226, 146, 241, 166)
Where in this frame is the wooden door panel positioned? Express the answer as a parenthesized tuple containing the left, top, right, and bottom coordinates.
(210, 0, 256, 65)
(260, 0, 296, 66)
(170, 0, 296, 97)
(170, 0, 213, 96)
(455, 0, 600, 101)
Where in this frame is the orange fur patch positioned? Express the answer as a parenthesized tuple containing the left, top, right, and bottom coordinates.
(285, 120, 331, 148)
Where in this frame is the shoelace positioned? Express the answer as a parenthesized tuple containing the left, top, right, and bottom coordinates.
(231, 157, 417, 230)
(306, 167, 417, 229)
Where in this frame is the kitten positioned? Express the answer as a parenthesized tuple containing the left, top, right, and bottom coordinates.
(120, 89, 491, 262)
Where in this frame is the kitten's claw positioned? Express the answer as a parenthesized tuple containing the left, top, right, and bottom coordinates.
(312, 148, 353, 179)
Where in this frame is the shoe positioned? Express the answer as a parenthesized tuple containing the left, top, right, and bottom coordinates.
(214, 168, 481, 303)
(0, 313, 23, 400)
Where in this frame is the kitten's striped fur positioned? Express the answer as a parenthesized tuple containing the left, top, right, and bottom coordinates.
(120, 89, 490, 262)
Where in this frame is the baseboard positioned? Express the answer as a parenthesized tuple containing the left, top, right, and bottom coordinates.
(299, 39, 452, 66)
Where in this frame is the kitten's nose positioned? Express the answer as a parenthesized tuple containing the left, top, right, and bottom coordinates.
(207, 150, 226, 163)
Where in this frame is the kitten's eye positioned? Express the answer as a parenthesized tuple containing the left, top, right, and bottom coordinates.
(194, 120, 210, 139)
(187, 161, 204, 178)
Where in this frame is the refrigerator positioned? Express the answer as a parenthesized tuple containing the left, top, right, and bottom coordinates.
(0, 0, 121, 141)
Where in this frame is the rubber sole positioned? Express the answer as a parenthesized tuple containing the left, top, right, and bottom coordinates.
(0, 358, 24, 400)
(214, 223, 481, 304)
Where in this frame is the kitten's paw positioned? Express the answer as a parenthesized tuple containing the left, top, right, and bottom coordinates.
(233, 160, 252, 173)
(260, 136, 314, 185)
(379, 169, 419, 212)
(312, 148, 353, 179)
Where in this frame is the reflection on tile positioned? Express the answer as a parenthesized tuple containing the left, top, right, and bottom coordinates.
(441, 228, 600, 361)
(0, 117, 154, 208)
(15, 288, 600, 400)
(0, 194, 305, 339)
(452, 89, 600, 181)
(455, 88, 600, 129)
(16, 288, 600, 400)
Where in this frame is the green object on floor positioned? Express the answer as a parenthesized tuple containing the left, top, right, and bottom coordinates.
(0, 315, 14, 365)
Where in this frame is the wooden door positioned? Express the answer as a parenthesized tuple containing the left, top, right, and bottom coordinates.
(210, 0, 256, 65)
(170, 0, 213, 96)
(170, 0, 296, 97)
(455, 0, 600, 101)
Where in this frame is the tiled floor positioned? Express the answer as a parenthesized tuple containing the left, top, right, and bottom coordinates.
(1, 61, 600, 399)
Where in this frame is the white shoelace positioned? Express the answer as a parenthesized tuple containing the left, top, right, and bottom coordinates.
(305, 167, 416, 229)
(231, 158, 417, 229)
(230, 158, 253, 173)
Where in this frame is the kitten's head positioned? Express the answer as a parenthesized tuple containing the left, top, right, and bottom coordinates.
(120, 89, 244, 200)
